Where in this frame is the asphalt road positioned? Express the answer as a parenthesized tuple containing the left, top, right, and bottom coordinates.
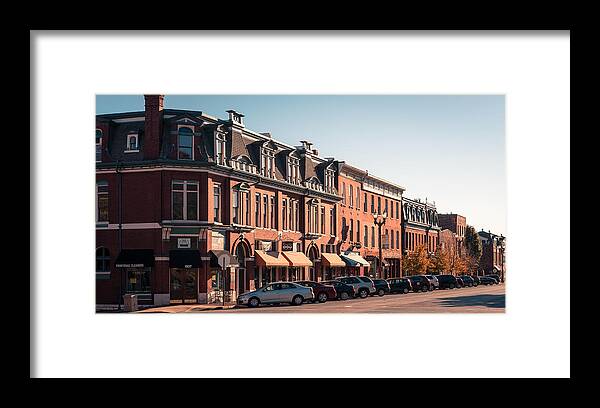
(197, 283, 505, 313)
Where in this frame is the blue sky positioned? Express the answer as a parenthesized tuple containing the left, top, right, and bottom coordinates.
(96, 95, 506, 235)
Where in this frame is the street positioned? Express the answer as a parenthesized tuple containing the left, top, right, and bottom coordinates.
(192, 283, 505, 313)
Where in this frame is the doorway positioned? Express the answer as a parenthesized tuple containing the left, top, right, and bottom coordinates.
(170, 268, 198, 304)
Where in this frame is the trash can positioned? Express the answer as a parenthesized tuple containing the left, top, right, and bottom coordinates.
(123, 294, 138, 312)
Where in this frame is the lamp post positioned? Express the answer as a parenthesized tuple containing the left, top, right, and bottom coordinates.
(372, 211, 387, 279)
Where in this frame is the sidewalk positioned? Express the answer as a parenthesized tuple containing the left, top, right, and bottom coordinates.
(135, 303, 237, 313)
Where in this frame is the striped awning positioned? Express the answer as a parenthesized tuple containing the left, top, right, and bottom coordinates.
(254, 250, 290, 267)
(321, 253, 346, 267)
(340, 252, 370, 267)
(282, 251, 313, 267)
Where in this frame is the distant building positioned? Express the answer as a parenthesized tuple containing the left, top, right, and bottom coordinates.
(438, 213, 467, 256)
(478, 230, 506, 280)
(401, 197, 441, 259)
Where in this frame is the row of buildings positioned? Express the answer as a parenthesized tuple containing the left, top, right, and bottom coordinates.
(96, 95, 506, 307)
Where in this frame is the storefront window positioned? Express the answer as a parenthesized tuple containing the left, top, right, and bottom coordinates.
(126, 267, 151, 293)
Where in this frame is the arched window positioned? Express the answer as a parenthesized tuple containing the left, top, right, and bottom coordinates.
(96, 247, 111, 279)
(96, 129, 103, 162)
(178, 127, 194, 160)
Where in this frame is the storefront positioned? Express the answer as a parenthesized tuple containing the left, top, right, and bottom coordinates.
(114, 249, 155, 304)
(320, 253, 346, 280)
(281, 251, 313, 281)
(340, 251, 370, 277)
(254, 250, 289, 288)
(208, 250, 238, 303)
(169, 249, 202, 304)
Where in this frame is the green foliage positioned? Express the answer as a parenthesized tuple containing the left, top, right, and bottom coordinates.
(464, 225, 483, 261)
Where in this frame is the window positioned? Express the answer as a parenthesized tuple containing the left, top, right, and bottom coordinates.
(390, 201, 394, 218)
(391, 229, 394, 249)
(261, 148, 275, 178)
(255, 194, 261, 227)
(371, 226, 375, 248)
(96, 181, 109, 223)
(294, 200, 300, 231)
(396, 231, 400, 250)
(213, 184, 221, 223)
(356, 187, 360, 209)
(396, 202, 400, 220)
(341, 183, 346, 204)
(263, 195, 268, 228)
(371, 195, 375, 213)
(321, 206, 325, 234)
(178, 127, 193, 160)
(244, 192, 250, 226)
(282, 199, 288, 230)
(349, 185, 354, 207)
(232, 190, 240, 224)
(288, 156, 300, 184)
(96, 129, 102, 162)
(341, 217, 347, 241)
(172, 181, 198, 221)
(96, 247, 110, 278)
(363, 193, 367, 212)
(329, 208, 335, 236)
(364, 226, 368, 248)
(126, 133, 139, 151)
(349, 219, 353, 242)
(356, 220, 360, 243)
(289, 199, 295, 231)
(378, 197, 381, 214)
(385, 199, 388, 216)
(270, 196, 275, 229)
(215, 133, 226, 165)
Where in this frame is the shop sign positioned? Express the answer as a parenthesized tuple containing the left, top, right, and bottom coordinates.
(178, 238, 191, 249)
(261, 241, 272, 251)
(212, 231, 225, 250)
(282, 241, 294, 251)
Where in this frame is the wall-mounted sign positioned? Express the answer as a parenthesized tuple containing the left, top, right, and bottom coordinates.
(212, 231, 225, 250)
(178, 238, 191, 249)
(261, 241, 272, 252)
(282, 241, 294, 251)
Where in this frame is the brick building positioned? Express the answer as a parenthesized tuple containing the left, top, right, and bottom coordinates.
(401, 197, 441, 258)
(337, 163, 405, 279)
(438, 213, 467, 257)
(478, 230, 507, 280)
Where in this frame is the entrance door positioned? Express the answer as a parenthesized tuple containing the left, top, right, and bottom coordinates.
(170, 268, 198, 304)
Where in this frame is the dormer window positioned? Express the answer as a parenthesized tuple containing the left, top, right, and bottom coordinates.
(96, 129, 102, 162)
(125, 133, 139, 152)
(215, 133, 226, 165)
(227, 110, 245, 127)
(178, 127, 194, 160)
(261, 147, 275, 178)
(287, 156, 300, 184)
(324, 168, 335, 193)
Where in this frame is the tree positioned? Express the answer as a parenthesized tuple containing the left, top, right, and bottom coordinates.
(464, 225, 483, 262)
(403, 244, 431, 276)
(429, 247, 451, 274)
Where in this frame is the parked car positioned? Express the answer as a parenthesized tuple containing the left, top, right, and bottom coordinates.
(424, 275, 440, 290)
(237, 282, 314, 308)
(479, 276, 496, 285)
(460, 275, 475, 287)
(387, 278, 412, 294)
(436, 274, 458, 289)
(372, 279, 390, 296)
(455, 276, 464, 288)
(295, 280, 337, 303)
(336, 276, 376, 298)
(487, 274, 502, 284)
(321, 280, 356, 300)
(471, 275, 480, 286)
(406, 275, 431, 292)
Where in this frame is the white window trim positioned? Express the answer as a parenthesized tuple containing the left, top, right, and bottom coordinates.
(177, 125, 195, 161)
(125, 133, 139, 153)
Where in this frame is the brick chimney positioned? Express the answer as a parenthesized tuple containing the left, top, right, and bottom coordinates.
(144, 94, 164, 159)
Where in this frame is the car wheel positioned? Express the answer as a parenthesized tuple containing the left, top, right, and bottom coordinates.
(291, 295, 304, 306)
(317, 292, 328, 303)
(248, 297, 260, 308)
(340, 292, 350, 300)
(403, 288, 409, 294)
(449, 284, 455, 289)
(377, 288, 385, 296)
(359, 289, 368, 298)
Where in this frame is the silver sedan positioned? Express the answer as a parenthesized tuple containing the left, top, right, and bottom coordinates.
(237, 282, 314, 308)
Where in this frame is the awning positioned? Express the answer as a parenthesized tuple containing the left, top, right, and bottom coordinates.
(340, 252, 370, 267)
(321, 253, 346, 267)
(254, 250, 290, 267)
(209, 250, 238, 268)
(282, 251, 313, 267)
(115, 249, 154, 268)
(169, 250, 202, 268)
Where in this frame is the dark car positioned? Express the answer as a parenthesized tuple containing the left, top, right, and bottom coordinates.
(460, 275, 475, 287)
(487, 274, 502, 284)
(471, 275, 480, 286)
(320, 280, 355, 300)
(455, 276, 464, 288)
(387, 278, 412, 294)
(436, 274, 458, 289)
(295, 281, 337, 303)
(371, 279, 390, 296)
(479, 276, 496, 285)
(406, 275, 431, 292)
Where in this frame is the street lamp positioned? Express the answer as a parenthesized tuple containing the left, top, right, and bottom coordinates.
(372, 211, 387, 279)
